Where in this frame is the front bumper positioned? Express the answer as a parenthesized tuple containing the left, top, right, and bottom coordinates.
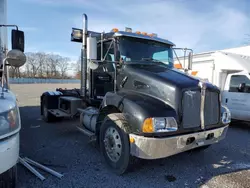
(0, 133, 19, 174)
(129, 125, 228, 159)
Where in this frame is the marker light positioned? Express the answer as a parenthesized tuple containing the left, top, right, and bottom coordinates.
(152, 33, 157, 37)
(112, 28, 119, 32)
(136, 31, 141, 34)
(174, 63, 183, 69)
(191, 71, 198, 76)
(125, 27, 132, 32)
(141, 32, 148, 35)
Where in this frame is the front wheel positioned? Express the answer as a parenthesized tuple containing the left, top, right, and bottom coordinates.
(99, 113, 132, 175)
(0, 165, 17, 188)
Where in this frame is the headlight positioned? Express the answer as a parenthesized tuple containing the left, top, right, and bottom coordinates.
(0, 106, 20, 137)
(142, 117, 178, 133)
(221, 105, 231, 125)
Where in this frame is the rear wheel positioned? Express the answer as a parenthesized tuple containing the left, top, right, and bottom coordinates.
(0, 165, 17, 188)
(100, 113, 132, 175)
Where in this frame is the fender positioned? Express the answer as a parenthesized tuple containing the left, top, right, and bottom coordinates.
(99, 91, 178, 134)
(40, 91, 63, 115)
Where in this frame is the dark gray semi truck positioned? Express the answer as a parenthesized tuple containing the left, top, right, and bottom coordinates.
(40, 14, 231, 175)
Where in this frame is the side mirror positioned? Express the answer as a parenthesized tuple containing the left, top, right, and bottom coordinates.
(6, 49, 26, 67)
(188, 51, 193, 70)
(11, 29, 25, 52)
(89, 60, 101, 70)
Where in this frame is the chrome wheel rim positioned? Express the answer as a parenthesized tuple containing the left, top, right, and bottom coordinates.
(104, 127, 122, 162)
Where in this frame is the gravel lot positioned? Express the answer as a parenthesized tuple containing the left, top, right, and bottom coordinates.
(10, 84, 250, 188)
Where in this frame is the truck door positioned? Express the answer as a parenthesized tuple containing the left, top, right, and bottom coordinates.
(91, 40, 115, 100)
(222, 73, 250, 121)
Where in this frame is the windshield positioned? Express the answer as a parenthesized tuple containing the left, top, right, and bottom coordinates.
(117, 37, 174, 68)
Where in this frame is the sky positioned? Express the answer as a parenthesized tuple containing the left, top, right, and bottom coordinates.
(5, 0, 250, 62)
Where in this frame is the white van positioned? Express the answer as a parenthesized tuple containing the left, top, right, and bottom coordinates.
(174, 46, 250, 122)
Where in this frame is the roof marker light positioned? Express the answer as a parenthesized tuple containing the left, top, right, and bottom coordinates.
(112, 28, 119, 32)
(151, 33, 158, 37)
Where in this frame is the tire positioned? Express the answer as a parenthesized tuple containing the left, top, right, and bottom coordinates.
(99, 113, 133, 175)
(0, 165, 17, 188)
(42, 98, 56, 122)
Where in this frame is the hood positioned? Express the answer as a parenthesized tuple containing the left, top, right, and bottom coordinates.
(125, 64, 199, 89)
(0, 87, 17, 113)
(125, 64, 219, 91)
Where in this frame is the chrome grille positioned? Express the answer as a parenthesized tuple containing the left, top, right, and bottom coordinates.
(182, 90, 201, 128)
(182, 90, 219, 129)
(204, 91, 220, 125)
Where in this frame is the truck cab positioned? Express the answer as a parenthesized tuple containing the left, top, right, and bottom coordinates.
(222, 71, 250, 121)
(0, 1, 26, 186)
(40, 14, 230, 175)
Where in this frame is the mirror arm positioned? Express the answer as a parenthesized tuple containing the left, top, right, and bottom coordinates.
(0, 24, 18, 30)
(1, 58, 8, 98)
(172, 48, 183, 69)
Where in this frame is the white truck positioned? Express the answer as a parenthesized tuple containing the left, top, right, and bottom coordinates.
(174, 47, 250, 122)
(0, 0, 26, 187)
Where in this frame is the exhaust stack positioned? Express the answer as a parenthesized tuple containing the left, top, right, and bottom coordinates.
(81, 14, 88, 97)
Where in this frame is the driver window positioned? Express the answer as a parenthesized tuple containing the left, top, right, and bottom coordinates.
(229, 75, 250, 93)
(97, 41, 114, 61)
(103, 41, 114, 62)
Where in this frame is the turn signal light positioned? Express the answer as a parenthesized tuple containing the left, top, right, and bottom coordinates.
(142, 118, 154, 133)
(130, 137, 135, 143)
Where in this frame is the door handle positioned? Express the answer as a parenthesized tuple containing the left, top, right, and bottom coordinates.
(120, 76, 128, 88)
(225, 98, 228, 103)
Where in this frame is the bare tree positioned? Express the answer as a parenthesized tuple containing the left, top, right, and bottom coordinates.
(47, 54, 60, 78)
(14, 52, 74, 79)
(57, 57, 70, 78)
(71, 56, 81, 79)
(8, 66, 20, 78)
(36, 52, 46, 78)
(25, 52, 40, 77)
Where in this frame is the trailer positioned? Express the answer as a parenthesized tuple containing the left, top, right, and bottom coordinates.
(0, 0, 26, 187)
(40, 14, 230, 175)
(174, 49, 250, 122)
